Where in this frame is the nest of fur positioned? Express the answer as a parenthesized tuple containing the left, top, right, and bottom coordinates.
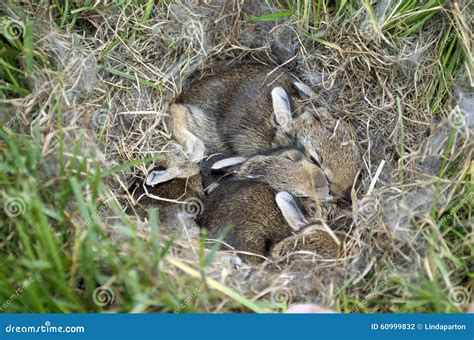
(2, 0, 472, 311)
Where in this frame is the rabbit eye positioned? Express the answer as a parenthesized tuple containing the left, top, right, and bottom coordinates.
(303, 145, 322, 166)
(310, 154, 321, 166)
(309, 152, 322, 166)
(280, 149, 302, 162)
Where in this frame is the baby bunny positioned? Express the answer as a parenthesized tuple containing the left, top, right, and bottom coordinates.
(204, 147, 331, 202)
(170, 62, 361, 200)
(271, 224, 346, 260)
(125, 150, 204, 233)
(196, 179, 337, 265)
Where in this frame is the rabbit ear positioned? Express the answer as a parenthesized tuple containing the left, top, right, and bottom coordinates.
(211, 156, 247, 170)
(146, 167, 181, 186)
(293, 81, 315, 98)
(271, 87, 293, 129)
(275, 192, 308, 231)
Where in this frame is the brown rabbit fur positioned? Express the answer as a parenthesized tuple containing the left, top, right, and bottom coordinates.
(196, 179, 341, 265)
(172, 63, 298, 157)
(299, 197, 353, 231)
(271, 225, 346, 260)
(124, 160, 203, 233)
(170, 62, 361, 200)
(196, 179, 297, 264)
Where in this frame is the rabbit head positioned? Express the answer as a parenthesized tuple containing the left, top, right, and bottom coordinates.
(272, 84, 361, 201)
(209, 148, 331, 202)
